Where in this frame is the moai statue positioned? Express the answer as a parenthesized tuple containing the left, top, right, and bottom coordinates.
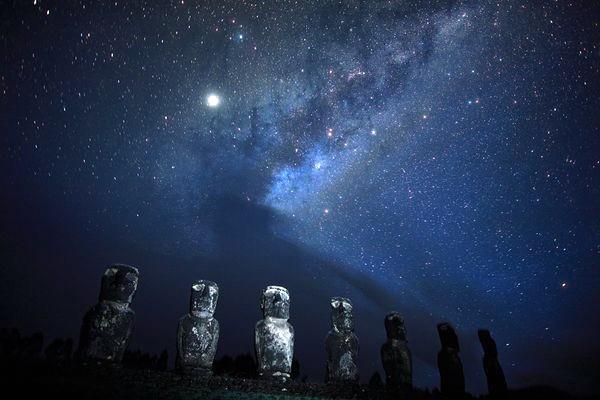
(325, 297, 359, 383)
(255, 285, 294, 381)
(77, 264, 139, 363)
(176, 280, 220, 376)
(381, 312, 412, 389)
(437, 322, 465, 398)
(478, 329, 508, 398)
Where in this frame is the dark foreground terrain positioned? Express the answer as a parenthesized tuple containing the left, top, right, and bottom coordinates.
(4, 362, 588, 400)
(0, 328, 589, 400)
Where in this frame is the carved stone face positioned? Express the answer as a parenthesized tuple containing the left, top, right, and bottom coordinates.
(190, 280, 219, 317)
(437, 322, 460, 351)
(384, 312, 407, 340)
(331, 297, 354, 332)
(261, 286, 290, 319)
(100, 264, 139, 304)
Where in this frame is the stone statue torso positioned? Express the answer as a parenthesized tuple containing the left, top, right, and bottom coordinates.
(177, 315, 219, 369)
(80, 301, 134, 362)
(255, 317, 294, 377)
(381, 339, 412, 387)
(325, 330, 359, 382)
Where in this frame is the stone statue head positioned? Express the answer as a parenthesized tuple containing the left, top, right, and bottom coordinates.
(330, 297, 354, 332)
(477, 329, 498, 356)
(100, 264, 139, 304)
(384, 312, 407, 340)
(261, 285, 290, 319)
(437, 322, 460, 352)
(190, 280, 219, 317)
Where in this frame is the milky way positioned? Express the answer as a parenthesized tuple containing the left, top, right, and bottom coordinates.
(1, 0, 599, 395)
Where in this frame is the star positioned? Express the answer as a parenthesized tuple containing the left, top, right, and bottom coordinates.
(206, 94, 221, 108)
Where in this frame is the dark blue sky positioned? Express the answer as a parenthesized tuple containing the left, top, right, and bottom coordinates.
(1, 0, 599, 395)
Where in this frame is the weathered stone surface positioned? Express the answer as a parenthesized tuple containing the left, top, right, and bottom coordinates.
(176, 280, 220, 376)
(325, 297, 359, 383)
(254, 286, 294, 381)
(77, 264, 139, 363)
(437, 322, 465, 397)
(381, 312, 412, 389)
(478, 329, 507, 398)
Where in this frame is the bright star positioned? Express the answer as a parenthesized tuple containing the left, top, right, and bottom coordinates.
(206, 94, 220, 107)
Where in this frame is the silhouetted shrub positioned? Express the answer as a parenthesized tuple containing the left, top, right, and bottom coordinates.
(123, 349, 157, 370)
(213, 354, 234, 376)
(156, 349, 168, 371)
(234, 353, 257, 378)
(369, 371, 383, 389)
(44, 338, 73, 365)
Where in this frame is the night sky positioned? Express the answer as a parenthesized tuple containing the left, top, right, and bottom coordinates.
(1, 0, 599, 395)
